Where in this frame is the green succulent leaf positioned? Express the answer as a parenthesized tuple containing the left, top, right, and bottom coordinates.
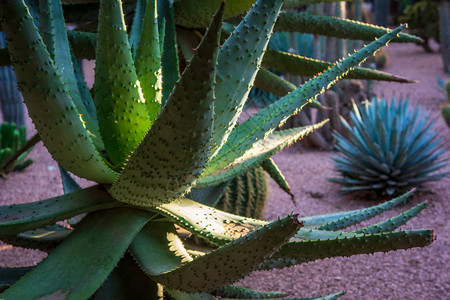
(261, 158, 294, 200)
(0, 0, 117, 183)
(135, 0, 163, 122)
(129, 0, 148, 57)
(260, 229, 434, 270)
(211, 0, 284, 157)
(299, 189, 413, 228)
(94, 0, 152, 167)
(213, 285, 288, 299)
(138, 215, 303, 293)
(262, 50, 415, 83)
(154, 198, 267, 246)
(0, 267, 33, 291)
(208, 25, 407, 175)
(0, 185, 120, 235)
(173, 0, 254, 28)
(110, 2, 223, 207)
(317, 189, 414, 231)
(199, 123, 327, 187)
(67, 30, 97, 59)
(0, 208, 152, 299)
(59, 166, 81, 194)
(39, 0, 102, 146)
(274, 12, 421, 43)
(354, 202, 427, 234)
(166, 289, 218, 300)
(158, 0, 180, 104)
(187, 182, 229, 207)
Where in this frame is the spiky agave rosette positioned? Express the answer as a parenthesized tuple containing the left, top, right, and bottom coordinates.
(0, 0, 434, 298)
(331, 97, 449, 196)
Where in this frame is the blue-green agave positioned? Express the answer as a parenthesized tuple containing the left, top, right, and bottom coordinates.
(0, 0, 434, 298)
(330, 97, 449, 196)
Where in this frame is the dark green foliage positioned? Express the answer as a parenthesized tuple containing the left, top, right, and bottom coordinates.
(399, 0, 439, 52)
(0, 122, 33, 176)
(330, 97, 448, 196)
(442, 104, 450, 128)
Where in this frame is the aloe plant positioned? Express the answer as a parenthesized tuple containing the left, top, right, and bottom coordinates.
(0, 0, 434, 298)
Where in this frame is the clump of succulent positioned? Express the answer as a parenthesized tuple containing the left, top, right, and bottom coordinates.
(330, 97, 448, 196)
(437, 77, 450, 127)
(0, 122, 34, 176)
(0, 0, 434, 298)
(399, 0, 440, 52)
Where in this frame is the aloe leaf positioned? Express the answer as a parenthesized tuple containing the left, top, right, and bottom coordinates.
(129, 0, 148, 57)
(94, 0, 152, 167)
(91, 253, 162, 300)
(0, 267, 33, 291)
(137, 215, 302, 292)
(129, 221, 191, 285)
(0, 185, 120, 235)
(158, 0, 180, 104)
(0, 208, 152, 299)
(173, 0, 254, 28)
(354, 202, 427, 234)
(67, 30, 96, 59)
(261, 158, 294, 201)
(275, 12, 421, 43)
(166, 289, 218, 300)
(135, 0, 163, 122)
(153, 198, 267, 246)
(208, 25, 407, 175)
(262, 50, 415, 83)
(299, 189, 414, 228)
(187, 182, 229, 207)
(317, 189, 414, 231)
(213, 285, 288, 299)
(59, 166, 81, 194)
(110, 3, 223, 207)
(199, 123, 327, 187)
(259, 229, 434, 270)
(39, 0, 102, 146)
(211, 0, 284, 157)
(282, 0, 352, 9)
(17, 224, 72, 242)
(0, 0, 117, 183)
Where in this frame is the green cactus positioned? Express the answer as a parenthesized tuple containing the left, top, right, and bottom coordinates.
(442, 103, 450, 128)
(330, 97, 448, 196)
(0, 122, 34, 176)
(0, 0, 435, 298)
(215, 165, 268, 219)
(0, 32, 24, 127)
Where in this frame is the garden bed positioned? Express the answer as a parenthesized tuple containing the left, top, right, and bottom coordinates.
(0, 40, 448, 299)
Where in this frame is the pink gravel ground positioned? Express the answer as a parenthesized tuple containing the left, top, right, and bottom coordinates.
(0, 41, 449, 299)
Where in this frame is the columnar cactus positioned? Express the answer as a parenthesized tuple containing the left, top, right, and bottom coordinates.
(0, 0, 434, 298)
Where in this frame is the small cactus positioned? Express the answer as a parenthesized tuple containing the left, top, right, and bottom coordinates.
(330, 97, 448, 196)
(442, 104, 450, 127)
(0, 122, 34, 176)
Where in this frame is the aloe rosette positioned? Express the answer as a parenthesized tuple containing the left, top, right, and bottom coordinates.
(0, 0, 434, 298)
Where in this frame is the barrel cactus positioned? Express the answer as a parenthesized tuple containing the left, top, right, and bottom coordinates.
(0, 0, 434, 298)
(331, 97, 448, 196)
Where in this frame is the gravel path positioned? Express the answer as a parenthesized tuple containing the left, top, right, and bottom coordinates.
(0, 40, 449, 299)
